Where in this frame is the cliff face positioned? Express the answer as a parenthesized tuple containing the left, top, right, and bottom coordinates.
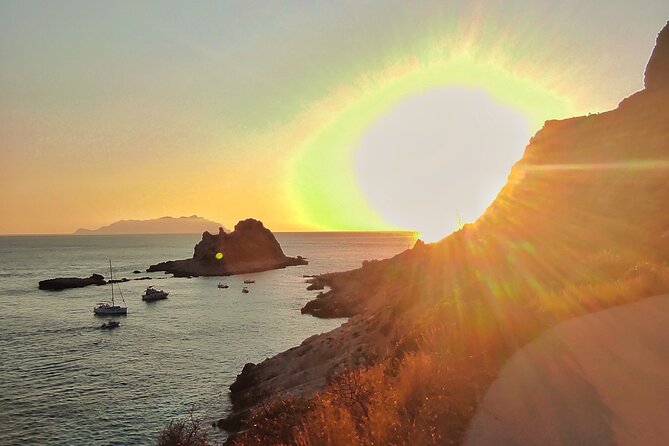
(148, 219, 306, 276)
(645, 21, 669, 90)
(221, 21, 669, 442)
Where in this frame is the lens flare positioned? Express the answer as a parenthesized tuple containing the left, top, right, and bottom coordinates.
(288, 53, 572, 239)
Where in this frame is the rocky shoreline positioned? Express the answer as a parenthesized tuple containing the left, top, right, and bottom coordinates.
(218, 243, 425, 435)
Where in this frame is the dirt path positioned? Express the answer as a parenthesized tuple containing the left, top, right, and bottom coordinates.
(463, 294, 669, 446)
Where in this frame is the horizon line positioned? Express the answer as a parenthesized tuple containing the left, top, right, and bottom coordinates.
(0, 229, 418, 237)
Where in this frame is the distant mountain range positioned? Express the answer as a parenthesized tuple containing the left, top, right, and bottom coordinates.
(73, 215, 226, 235)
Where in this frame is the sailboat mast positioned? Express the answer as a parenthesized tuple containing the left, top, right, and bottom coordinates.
(109, 259, 115, 306)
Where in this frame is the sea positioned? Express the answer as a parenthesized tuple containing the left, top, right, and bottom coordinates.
(0, 232, 414, 446)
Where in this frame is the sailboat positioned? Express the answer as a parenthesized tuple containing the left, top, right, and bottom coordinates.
(94, 260, 128, 315)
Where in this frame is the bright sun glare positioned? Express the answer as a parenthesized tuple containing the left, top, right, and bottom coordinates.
(355, 87, 531, 242)
(289, 55, 569, 240)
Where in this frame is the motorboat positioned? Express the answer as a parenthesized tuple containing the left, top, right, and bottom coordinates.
(100, 320, 120, 329)
(94, 260, 128, 315)
(243, 279, 255, 284)
(242, 286, 249, 294)
(142, 286, 169, 301)
(217, 282, 229, 289)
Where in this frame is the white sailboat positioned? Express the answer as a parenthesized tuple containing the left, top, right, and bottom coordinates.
(94, 260, 128, 315)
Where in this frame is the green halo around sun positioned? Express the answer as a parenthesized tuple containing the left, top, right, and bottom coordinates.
(288, 54, 572, 233)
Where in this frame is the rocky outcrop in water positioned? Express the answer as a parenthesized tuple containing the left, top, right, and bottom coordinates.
(219, 21, 669, 438)
(39, 274, 106, 291)
(147, 219, 307, 277)
(38, 274, 155, 290)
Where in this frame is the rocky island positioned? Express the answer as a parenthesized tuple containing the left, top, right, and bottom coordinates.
(219, 22, 669, 445)
(147, 218, 307, 277)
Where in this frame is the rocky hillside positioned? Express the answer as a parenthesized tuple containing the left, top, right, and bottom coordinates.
(221, 21, 669, 445)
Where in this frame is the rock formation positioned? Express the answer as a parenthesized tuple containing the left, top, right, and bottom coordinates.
(645, 21, 669, 90)
(39, 274, 106, 290)
(219, 21, 669, 439)
(38, 274, 154, 290)
(147, 218, 307, 277)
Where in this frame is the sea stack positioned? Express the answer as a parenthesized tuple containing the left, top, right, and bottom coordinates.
(147, 218, 307, 277)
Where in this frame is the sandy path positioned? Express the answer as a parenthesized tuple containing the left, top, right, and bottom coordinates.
(463, 294, 669, 446)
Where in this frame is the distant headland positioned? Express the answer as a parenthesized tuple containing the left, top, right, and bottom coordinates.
(73, 215, 226, 235)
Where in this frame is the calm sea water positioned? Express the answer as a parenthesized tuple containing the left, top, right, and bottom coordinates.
(0, 232, 414, 446)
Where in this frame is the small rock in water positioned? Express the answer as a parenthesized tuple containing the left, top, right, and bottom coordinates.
(38, 274, 106, 290)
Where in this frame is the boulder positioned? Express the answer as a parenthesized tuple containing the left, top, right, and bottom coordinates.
(305, 277, 326, 291)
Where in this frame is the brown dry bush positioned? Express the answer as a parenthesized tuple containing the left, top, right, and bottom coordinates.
(156, 411, 209, 446)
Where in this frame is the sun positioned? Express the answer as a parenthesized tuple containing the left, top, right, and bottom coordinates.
(354, 86, 530, 242)
(288, 54, 572, 240)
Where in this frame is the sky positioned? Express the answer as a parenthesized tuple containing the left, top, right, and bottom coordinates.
(1, 1, 668, 238)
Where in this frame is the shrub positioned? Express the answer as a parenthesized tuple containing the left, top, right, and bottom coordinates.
(156, 411, 208, 446)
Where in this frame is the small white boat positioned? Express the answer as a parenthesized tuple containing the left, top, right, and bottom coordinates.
(100, 320, 120, 329)
(142, 286, 169, 301)
(244, 279, 255, 284)
(217, 282, 229, 289)
(94, 260, 128, 315)
(242, 286, 249, 294)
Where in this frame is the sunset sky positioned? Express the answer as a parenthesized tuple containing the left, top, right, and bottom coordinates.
(1, 1, 668, 239)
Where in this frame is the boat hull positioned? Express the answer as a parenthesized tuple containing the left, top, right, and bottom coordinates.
(142, 293, 168, 302)
(94, 306, 128, 315)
